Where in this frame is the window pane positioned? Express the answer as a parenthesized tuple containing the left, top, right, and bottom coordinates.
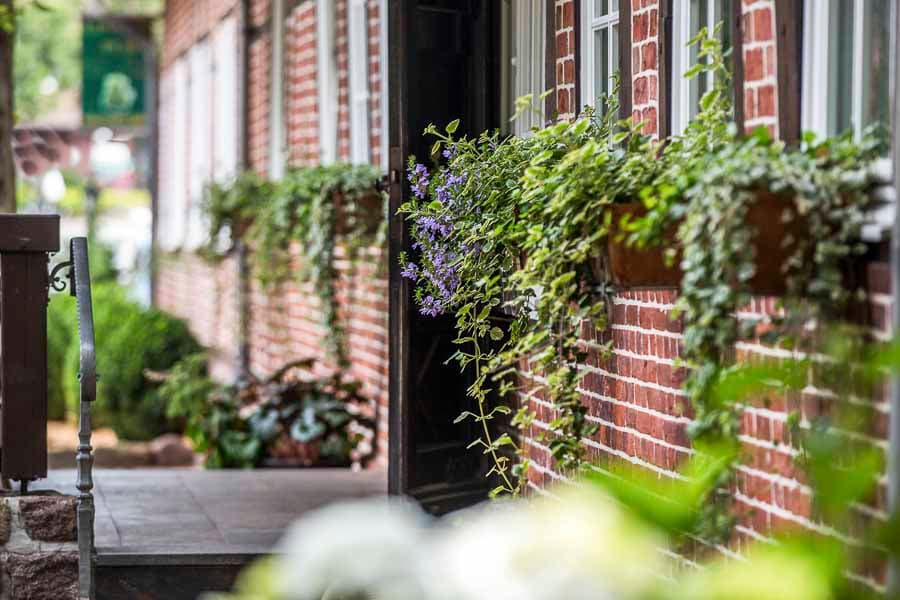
(688, 0, 707, 118)
(612, 22, 619, 96)
(719, 0, 732, 52)
(862, 0, 892, 130)
(828, 0, 854, 135)
(594, 0, 608, 17)
(594, 27, 609, 111)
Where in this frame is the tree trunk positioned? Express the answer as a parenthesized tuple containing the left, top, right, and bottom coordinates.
(0, 0, 15, 213)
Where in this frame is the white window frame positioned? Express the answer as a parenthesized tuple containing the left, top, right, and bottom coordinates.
(165, 56, 189, 252)
(801, 0, 894, 140)
(671, 0, 729, 135)
(317, 0, 339, 165)
(158, 70, 178, 251)
(270, 0, 287, 178)
(347, 0, 371, 164)
(187, 40, 212, 250)
(379, 0, 389, 171)
(506, 0, 546, 136)
(579, 0, 619, 114)
(213, 16, 240, 182)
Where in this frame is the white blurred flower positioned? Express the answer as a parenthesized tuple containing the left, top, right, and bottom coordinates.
(424, 487, 664, 600)
(274, 497, 431, 600)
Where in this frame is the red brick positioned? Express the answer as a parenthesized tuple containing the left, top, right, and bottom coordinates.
(641, 43, 657, 70)
(757, 84, 776, 117)
(634, 76, 649, 105)
(745, 47, 764, 82)
(563, 1, 574, 28)
(633, 13, 647, 42)
(753, 7, 773, 41)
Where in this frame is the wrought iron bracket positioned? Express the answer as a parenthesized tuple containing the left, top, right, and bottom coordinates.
(49, 258, 74, 295)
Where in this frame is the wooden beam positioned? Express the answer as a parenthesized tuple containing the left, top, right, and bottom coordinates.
(0, 251, 50, 481)
(730, 0, 745, 134)
(657, 0, 673, 138)
(775, 0, 803, 146)
(545, 0, 557, 118)
(618, 0, 633, 121)
(0, 214, 60, 252)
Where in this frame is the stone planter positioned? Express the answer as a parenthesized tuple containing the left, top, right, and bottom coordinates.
(597, 192, 808, 295)
(0, 495, 79, 600)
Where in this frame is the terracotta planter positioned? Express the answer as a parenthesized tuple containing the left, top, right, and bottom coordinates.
(600, 203, 682, 288)
(599, 192, 807, 295)
(334, 191, 384, 236)
(268, 434, 322, 467)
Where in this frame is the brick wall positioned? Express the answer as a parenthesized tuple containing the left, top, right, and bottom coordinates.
(631, 0, 660, 136)
(521, 2, 893, 587)
(740, 0, 778, 136)
(157, 0, 390, 464)
(162, 0, 241, 69)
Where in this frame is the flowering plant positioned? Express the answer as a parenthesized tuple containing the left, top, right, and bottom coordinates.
(398, 31, 884, 553)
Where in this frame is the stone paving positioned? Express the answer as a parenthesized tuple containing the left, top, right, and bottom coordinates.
(36, 468, 386, 559)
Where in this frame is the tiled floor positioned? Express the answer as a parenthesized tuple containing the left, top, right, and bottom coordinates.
(38, 468, 386, 559)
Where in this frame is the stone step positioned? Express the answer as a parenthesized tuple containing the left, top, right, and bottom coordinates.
(96, 551, 263, 600)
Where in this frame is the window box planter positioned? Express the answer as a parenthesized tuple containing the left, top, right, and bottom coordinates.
(597, 192, 809, 295)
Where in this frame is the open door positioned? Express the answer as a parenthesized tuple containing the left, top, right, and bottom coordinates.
(388, 0, 503, 514)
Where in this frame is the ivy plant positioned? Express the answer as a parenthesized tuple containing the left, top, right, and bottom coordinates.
(400, 23, 884, 544)
(200, 164, 386, 367)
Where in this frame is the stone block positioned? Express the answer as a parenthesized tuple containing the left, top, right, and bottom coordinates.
(19, 496, 76, 543)
(5, 552, 78, 600)
(0, 500, 10, 546)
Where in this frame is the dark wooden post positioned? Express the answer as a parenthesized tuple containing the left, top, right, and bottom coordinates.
(0, 214, 60, 485)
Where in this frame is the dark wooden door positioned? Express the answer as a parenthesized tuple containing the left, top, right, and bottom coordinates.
(388, 0, 502, 514)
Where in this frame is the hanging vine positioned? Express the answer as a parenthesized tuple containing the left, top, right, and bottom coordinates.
(200, 164, 386, 367)
(399, 25, 885, 543)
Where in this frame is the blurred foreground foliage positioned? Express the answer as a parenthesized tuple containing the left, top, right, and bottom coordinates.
(48, 242, 200, 440)
(210, 331, 900, 600)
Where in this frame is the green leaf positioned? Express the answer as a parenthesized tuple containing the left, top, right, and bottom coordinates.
(490, 326, 504, 341)
(445, 119, 460, 134)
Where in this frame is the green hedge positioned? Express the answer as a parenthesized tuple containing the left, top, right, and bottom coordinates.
(47, 294, 76, 420)
(49, 283, 201, 440)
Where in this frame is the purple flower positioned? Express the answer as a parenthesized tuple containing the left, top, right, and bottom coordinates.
(420, 295, 444, 317)
(400, 262, 418, 280)
(407, 163, 430, 200)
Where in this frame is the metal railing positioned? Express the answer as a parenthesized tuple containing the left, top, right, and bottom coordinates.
(70, 238, 96, 600)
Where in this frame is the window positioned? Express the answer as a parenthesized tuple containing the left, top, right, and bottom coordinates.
(671, 0, 732, 135)
(580, 0, 619, 114)
(270, 0, 287, 178)
(503, 0, 546, 135)
(213, 16, 239, 182)
(187, 41, 212, 250)
(165, 57, 189, 251)
(157, 69, 179, 251)
(317, 0, 339, 164)
(379, 0, 389, 170)
(802, 0, 893, 139)
(348, 0, 371, 164)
